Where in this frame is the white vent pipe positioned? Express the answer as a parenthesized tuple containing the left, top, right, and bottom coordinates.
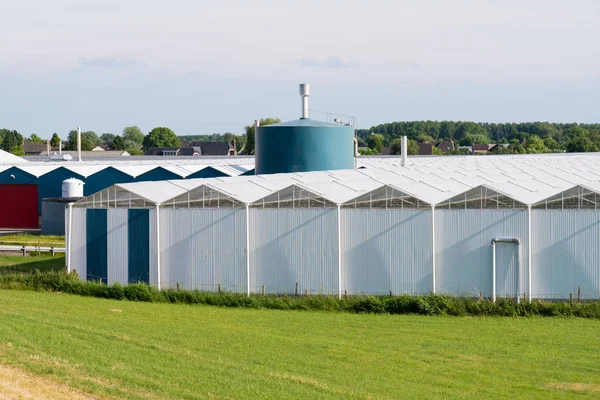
(401, 136, 408, 167)
(59, 140, 62, 154)
(77, 126, 82, 162)
(47, 140, 50, 155)
(299, 84, 310, 119)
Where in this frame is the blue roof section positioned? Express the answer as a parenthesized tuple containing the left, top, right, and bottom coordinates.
(261, 118, 349, 128)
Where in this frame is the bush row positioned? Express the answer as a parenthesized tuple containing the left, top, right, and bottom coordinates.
(2, 270, 600, 318)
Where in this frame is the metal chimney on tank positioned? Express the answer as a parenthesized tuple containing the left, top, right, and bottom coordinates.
(77, 126, 82, 162)
(299, 84, 310, 119)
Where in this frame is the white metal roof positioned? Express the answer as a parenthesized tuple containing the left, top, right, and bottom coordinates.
(0, 149, 29, 164)
(74, 152, 600, 206)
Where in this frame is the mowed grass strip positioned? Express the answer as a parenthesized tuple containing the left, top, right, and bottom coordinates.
(0, 291, 600, 399)
(0, 254, 65, 273)
(0, 234, 65, 247)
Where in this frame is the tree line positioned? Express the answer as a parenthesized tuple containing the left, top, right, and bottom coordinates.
(0, 118, 282, 156)
(357, 121, 600, 155)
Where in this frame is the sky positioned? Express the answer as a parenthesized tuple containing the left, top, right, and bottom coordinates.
(0, 0, 598, 139)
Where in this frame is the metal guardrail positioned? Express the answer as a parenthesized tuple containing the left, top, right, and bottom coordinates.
(0, 244, 66, 256)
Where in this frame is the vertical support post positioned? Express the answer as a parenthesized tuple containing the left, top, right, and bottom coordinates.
(155, 203, 161, 290)
(492, 241, 497, 303)
(77, 126, 82, 162)
(337, 204, 342, 299)
(401, 136, 408, 167)
(254, 120, 260, 163)
(527, 205, 532, 302)
(67, 203, 73, 273)
(245, 204, 251, 297)
(431, 205, 436, 294)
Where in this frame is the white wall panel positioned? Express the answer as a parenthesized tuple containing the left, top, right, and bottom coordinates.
(160, 209, 247, 292)
(69, 208, 87, 280)
(107, 209, 128, 285)
(149, 209, 159, 288)
(249, 209, 339, 295)
(532, 211, 600, 299)
(435, 210, 528, 298)
(341, 209, 433, 295)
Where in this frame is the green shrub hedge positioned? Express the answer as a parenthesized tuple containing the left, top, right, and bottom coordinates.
(2, 270, 600, 318)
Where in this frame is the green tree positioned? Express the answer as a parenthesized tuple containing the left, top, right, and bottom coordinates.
(367, 134, 385, 153)
(358, 148, 380, 155)
(65, 130, 102, 151)
(123, 126, 145, 146)
(543, 137, 560, 152)
(112, 136, 125, 150)
(126, 148, 144, 155)
(390, 138, 402, 155)
(1, 130, 23, 152)
(50, 133, 61, 147)
(10, 145, 25, 156)
(100, 133, 116, 147)
(524, 135, 549, 154)
(242, 118, 280, 155)
(143, 127, 180, 149)
(566, 136, 598, 153)
(28, 133, 45, 144)
(390, 138, 418, 155)
(565, 127, 598, 153)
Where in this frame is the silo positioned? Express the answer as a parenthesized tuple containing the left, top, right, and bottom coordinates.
(255, 84, 355, 175)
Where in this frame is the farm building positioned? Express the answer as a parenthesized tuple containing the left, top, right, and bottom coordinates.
(0, 151, 254, 228)
(66, 153, 600, 300)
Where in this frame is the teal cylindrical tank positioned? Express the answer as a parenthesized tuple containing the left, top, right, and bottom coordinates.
(255, 119, 354, 174)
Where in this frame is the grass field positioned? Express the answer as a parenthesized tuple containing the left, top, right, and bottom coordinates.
(0, 291, 599, 399)
(0, 254, 65, 273)
(0, 234, 65, 247)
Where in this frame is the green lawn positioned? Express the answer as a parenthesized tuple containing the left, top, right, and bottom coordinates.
(0, 291, 599, 399)
(0, 234, 65, 247)
(0, 254, 65, 273)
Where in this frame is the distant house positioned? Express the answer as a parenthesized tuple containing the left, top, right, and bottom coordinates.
(436, 140, 455, 153)
(146, 142, 234, 156)
(188, 142, 234, 156)
(472, 144, 493, 154)
(488, 144, 510, 152)
(380, 146, 392, 155)
(23, 143, 57, 155)
(91, 145, 108, 152)
(418, 143, 434, 155)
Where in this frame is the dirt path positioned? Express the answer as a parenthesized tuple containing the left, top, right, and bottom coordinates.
(0, 364, 96, 400)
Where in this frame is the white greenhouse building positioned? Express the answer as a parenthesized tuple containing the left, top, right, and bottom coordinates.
(66, 154, 600, 301)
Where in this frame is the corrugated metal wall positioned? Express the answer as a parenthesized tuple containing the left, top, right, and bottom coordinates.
(107, 209, 128, 285)
(159, 208, 247, 292)
(69, 208, 87, 279)
(86, 209, 108, 283)
(341, 209, 433, 295)
(532, 211, 600, 299)
(68, 206, 600, 299)
(249, 209, 338, 295)
(435, 210, 528, 298)
(128, 209, 150, 284)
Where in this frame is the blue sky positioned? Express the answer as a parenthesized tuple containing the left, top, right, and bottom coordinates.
(0, 0, 598, 138)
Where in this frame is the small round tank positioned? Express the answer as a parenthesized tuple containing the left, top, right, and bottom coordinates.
(255, 119, 354, 174)
(62, 178, 84, 198)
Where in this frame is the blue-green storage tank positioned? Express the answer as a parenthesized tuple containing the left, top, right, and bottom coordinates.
(255, 84, 355, 174)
